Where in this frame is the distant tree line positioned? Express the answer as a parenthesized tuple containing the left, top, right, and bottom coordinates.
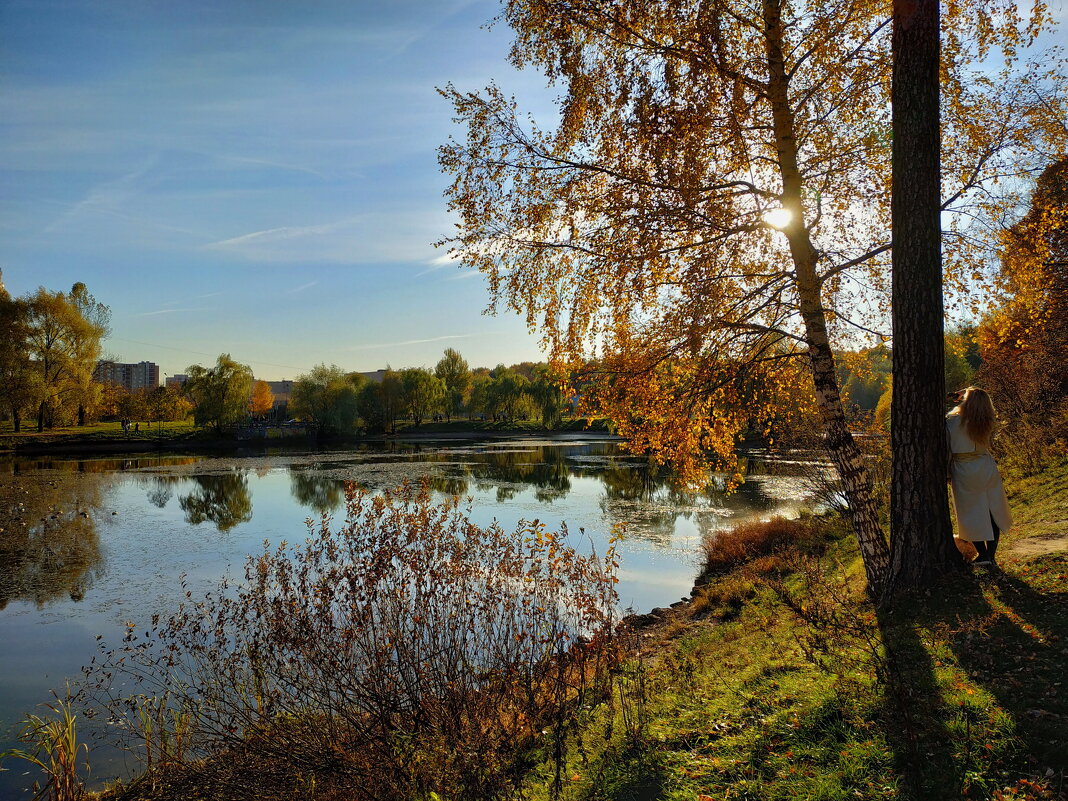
(284, 349, 570, 436)
(168, 349, 571, 436)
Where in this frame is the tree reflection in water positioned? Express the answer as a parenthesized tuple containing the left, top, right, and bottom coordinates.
(596, 455, 785, 545)
(426, 472, 470, 498)
(462, 446, 572, 503)
(0, 470, 110, 609)
(0, 443, 821, 604)
(178, 473, 253, 532)
(281, 444, 792, 546)
(138, 475, 184, 509)
(289, 469, 347, 514)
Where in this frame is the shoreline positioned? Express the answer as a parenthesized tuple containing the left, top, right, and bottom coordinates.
(1, 427, 623, 458)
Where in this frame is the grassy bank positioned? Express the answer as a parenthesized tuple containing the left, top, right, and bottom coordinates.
(0, 417, 615, 454)
(0, 420, 207, 452)
(521, 459, 1068, 800)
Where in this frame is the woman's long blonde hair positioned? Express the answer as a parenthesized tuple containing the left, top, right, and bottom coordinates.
(958, 386, 996, 447)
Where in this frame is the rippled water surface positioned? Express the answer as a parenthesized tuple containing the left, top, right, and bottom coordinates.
(0, 436, 822, 794)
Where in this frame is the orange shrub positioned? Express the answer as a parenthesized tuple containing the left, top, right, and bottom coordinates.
(697, 516, 816, 583)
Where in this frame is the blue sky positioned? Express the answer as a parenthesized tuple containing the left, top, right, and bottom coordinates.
(2, 2, 1064, 381)
(1, 0, 558, 380)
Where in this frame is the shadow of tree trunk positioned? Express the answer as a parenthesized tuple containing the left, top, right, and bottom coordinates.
(875, 580, 987, 799)
(949, 559, 1068, 793)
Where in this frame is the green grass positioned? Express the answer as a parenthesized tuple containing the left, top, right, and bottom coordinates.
(520, 467, 1068, 801)
(0, 419, 205, 449)
(1004, 456, 1068, 540)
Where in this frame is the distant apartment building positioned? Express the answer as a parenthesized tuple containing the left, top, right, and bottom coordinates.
(265, 380, 292, 410)
(165, 374, 188, 389)
(94, 360, 160, 391)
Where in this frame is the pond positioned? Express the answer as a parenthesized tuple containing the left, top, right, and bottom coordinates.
(0, 435, 824, 795)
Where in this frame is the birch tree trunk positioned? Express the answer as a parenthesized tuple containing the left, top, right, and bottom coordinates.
(887, 0, 963, 594)
(763, 0, 891, 598)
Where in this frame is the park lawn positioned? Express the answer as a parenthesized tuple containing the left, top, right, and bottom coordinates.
(521, 463, 1068, 801)
(0, 419, 203, 450)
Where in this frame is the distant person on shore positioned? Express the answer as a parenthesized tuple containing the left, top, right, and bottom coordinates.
(946, 387, 1012, 566)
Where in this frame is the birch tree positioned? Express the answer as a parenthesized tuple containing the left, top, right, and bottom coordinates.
(439, 0, 1064, 597)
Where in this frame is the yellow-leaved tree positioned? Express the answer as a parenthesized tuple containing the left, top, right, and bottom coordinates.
(439, 0, 1064, 597)
(250, 379, 274, 419)
(978, 155, 1068, 469)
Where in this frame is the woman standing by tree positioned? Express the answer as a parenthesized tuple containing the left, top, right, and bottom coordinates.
(946, 387, 1013, 565)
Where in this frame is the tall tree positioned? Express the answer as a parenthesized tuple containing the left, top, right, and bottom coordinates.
(290, 365, 366, 434)
(886, 0, 963, 593)
(978, 157, 1068, 438)
(468, 372, 494, 420)
(529, 363, 566, 428)
(435, 348, 471, 421)
(440, 0, 1063, 598)
(380, 369, 404, 434)
(249, 380, 275, 419)
(185, 354, 254, 433)
(25, 285, 109, 431)
(489, 365, 530, 422)
(0, 288, 38, 432)
(400, 368, 446, 427)
(357, 381, 387, 434)
(69, 282, 112, 426)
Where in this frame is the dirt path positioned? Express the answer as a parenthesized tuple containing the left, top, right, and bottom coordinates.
(1004, 531, 1068, 559)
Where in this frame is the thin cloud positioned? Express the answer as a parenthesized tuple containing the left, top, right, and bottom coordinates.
(343, 333, 484, 351)
(203, 211, 447, 264)
(428, 250, 462, 267)
(417, 250, 468, 277)
(133, 308, 203, 317)
(206, 223, 335, 249)
(286, 280, 319, 294)
(37, 194, 200, 239)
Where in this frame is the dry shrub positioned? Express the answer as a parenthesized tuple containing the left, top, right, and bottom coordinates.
(996, 417, 1068, 477)
(85, 482, 620, 801)
(696, 516, 818, 584)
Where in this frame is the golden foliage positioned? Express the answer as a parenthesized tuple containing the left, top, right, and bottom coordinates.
(249, 380, 274, 418)
(440, 0, 1065, 479)
(977, 157, 1068, 466)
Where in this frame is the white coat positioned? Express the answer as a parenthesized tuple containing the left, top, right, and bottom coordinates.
(946, 411, 1013, 542)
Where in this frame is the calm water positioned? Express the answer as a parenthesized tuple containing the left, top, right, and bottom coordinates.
(0, 436, 821, 794)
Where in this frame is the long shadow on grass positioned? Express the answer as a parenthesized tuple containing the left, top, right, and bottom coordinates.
(583, 746, 669, 801)
(950, 557, 1068, 786)
(876, 593, 971, 800)
(880, 557, 1068, 798)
